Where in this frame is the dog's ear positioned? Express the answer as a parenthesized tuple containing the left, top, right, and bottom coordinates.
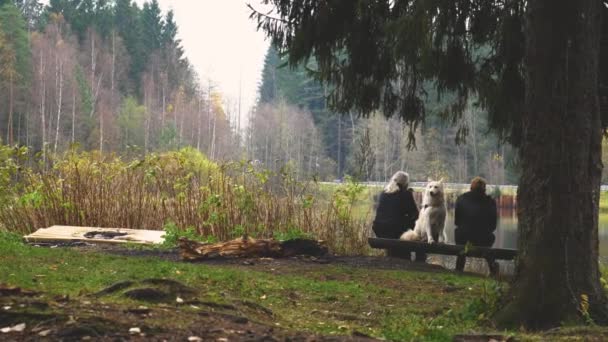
(438, 178, 445, 183)
(427, 177, 433, 182)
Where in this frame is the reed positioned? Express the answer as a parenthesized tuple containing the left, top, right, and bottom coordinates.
(0, 145, 371, 255)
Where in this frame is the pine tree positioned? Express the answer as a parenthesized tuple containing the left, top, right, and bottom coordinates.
(114, 0, 144, 91)
(252, 0, 608, 328)
(140, 0, 163, 60)
(0, 2, 31, 144)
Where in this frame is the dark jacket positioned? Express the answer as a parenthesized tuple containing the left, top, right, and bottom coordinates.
(372, 187, 419, 239)
(454, 191, 497, 236)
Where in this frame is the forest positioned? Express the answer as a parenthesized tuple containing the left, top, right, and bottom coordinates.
(4, 1, 608, 186)
(250, 46, 520, 184)
(0, 0, 241, 161)
(1, 0, 608, 340)
(0, 0, 523, 185)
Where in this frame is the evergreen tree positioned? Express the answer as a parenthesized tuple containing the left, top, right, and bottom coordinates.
(114, 0, 144, 91)
(162, 9, 187, 91)
(47, 0, 93, 41)
(161, 9, 177, 47)
(140, 0, 163, 59)
(257, 45, 352, 177)
(12, 0, 43, 30)
(0, 2, 31, 144)
(252, 0, 608, 328)
(0, 3, 30, 80)
(258, 47, 280, 104)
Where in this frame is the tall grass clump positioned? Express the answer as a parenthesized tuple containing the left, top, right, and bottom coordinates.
(0, 145, 372, 255)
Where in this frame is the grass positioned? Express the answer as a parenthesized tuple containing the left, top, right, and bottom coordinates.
(0, 231, 503, 341)
(3, 234, 608, 340)
(601, 192, 608, 213)
(0, 146, 370, 255)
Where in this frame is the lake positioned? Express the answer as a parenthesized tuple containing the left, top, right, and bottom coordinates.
(442, 209, 608, 257)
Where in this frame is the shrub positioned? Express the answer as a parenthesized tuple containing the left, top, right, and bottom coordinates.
(0, 146, 371, 255)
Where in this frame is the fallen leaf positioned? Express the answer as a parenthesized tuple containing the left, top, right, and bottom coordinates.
(38, 329, 51, 337)
(1, 323, 26, 333)
(12, 323, 25, 332)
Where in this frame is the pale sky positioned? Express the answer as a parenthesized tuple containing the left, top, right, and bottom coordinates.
(135, 0, 271, 130)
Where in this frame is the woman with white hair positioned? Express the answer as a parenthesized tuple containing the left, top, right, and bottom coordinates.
(372, 171, 422, 260)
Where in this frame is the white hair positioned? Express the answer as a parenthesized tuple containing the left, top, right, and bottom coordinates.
(384, 171, 410, 194)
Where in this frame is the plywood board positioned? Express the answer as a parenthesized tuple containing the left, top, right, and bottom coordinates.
(24, 225, 165, 245)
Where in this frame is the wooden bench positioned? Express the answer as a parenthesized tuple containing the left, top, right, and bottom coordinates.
(368, 237, 517, 267)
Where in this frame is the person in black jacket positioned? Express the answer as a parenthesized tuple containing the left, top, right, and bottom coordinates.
(454, 177, 499, 275)
(372, 171, 423, 261)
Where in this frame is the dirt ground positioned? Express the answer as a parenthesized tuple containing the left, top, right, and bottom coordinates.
(1, 291, 378, 341)
(1, 259, 381, 341)
(1, 243, 446, 342)
(91, 243, 512, 279)
(2, 242, 512, 341)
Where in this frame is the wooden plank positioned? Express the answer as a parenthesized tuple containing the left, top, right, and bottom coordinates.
(24, 226, 165, 245)
(368, 238, 517, 260)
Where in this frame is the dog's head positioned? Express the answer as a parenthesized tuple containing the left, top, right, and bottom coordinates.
(424, 178, 445, 205)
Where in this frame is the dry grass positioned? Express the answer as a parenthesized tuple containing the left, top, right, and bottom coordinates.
(0, 146, 370, 255)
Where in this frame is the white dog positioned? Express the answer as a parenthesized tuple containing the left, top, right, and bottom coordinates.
(400, 179, 448, 244)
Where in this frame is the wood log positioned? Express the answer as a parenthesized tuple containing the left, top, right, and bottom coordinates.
(368, 238, 517, 260)
(178, 235, 328, 261)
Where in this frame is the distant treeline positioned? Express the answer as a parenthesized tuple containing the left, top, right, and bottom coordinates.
(248, 46, 522, 184)
(0, 0, 240, 159)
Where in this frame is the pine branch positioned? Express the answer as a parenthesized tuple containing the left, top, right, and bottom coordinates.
(246, 3, 290, 24)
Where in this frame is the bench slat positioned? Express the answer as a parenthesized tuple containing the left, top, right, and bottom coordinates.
(368, 238, 517, 260)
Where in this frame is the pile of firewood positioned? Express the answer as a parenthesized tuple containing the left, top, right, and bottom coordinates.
(178, 235, 328, 261)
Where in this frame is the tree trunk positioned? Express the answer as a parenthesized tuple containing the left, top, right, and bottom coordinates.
(71, 85, 76, 144)
(7, 72, 14, 145)
(197, 95, 202, 151)
(337, 114, 342, 178)
(211, 111, 217, 160)
(54, 58, 63, 154)
(496, 0, 608, 328)
(39, 51, 46, 164)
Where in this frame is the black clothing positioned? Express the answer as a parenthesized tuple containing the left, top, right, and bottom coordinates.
(372, 188, 419, 239)
(455, 229, 495, 247)
(454, 190, 499, 275)
(454, 191, 497, 240)
(372, 187, 424, 262)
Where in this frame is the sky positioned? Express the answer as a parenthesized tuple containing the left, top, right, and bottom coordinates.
(134, 0, 271, 130)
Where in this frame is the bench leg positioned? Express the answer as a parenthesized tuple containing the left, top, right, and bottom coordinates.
(387, 248, 412, 260)
(414, 252, 427, 263)
(486, 258, 499, 276)
(456, 255, 466, 271)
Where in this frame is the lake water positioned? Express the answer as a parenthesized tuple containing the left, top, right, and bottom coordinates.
(443, 209, 608, 257)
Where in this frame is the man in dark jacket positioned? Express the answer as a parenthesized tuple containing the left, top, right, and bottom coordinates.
(454, 177, 499, 275)
(372, 171, 422, 261)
